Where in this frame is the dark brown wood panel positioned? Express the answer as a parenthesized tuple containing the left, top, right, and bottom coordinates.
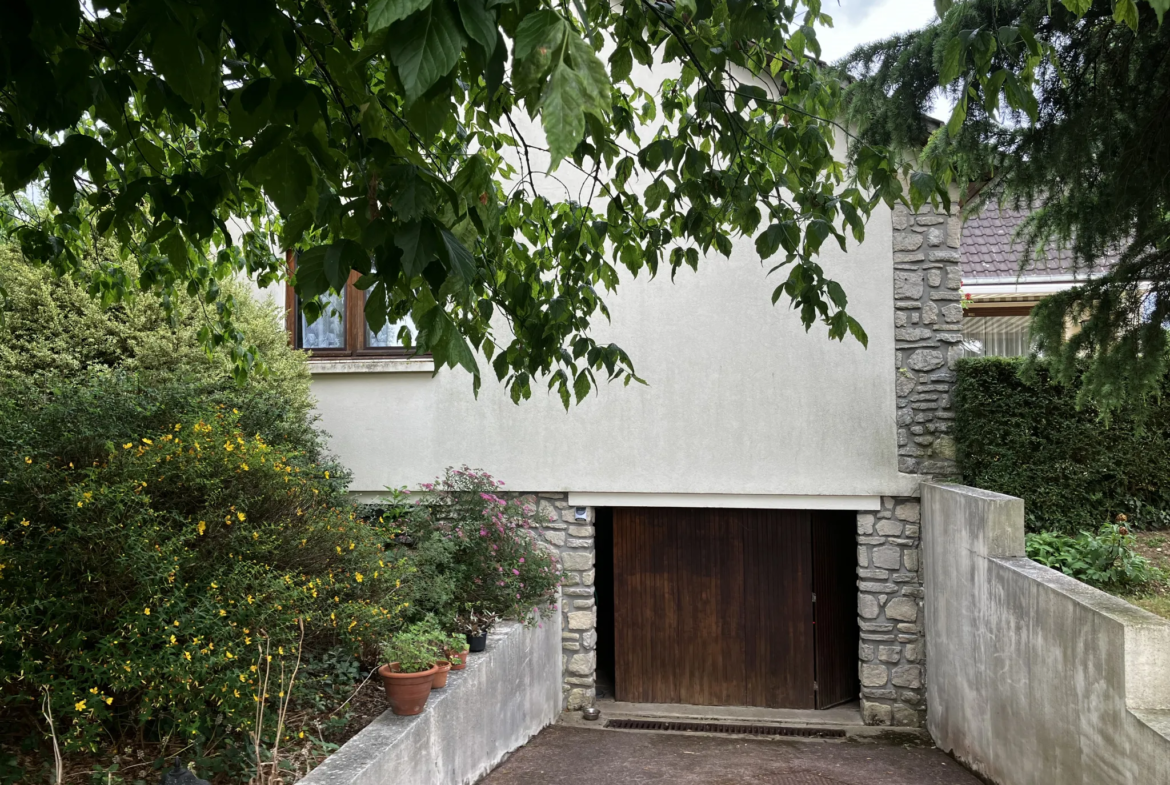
(811, 510, 862, 709)
(613, 507, 818, 709)
(743, 510, 816, 709)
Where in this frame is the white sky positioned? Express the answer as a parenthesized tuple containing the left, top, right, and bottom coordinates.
(814, 0, 950, 118)
(815, 0, 939, 62)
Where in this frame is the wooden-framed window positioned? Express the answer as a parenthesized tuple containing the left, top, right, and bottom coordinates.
(284, 253, 414, 359)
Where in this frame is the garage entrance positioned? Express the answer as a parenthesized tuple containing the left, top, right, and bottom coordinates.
(601, 507, 858, 710)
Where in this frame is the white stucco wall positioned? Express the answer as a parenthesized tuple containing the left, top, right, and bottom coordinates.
(291, 205, 913, 497)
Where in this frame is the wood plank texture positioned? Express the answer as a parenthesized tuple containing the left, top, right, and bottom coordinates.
(613, 507, 821, 709)
(811, 510, 862, 709)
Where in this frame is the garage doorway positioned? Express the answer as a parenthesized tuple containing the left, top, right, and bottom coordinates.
(598, 507, 858, 710)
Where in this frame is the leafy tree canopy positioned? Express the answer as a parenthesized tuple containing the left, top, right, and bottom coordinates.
(842, 0, 1170, 410)
(0, 0, 921, 405)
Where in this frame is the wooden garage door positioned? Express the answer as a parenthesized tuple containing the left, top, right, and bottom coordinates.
(612, 507, 857, 709)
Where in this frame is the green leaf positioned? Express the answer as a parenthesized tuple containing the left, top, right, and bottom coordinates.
(395, 221, 438, 278)
(369, 0, 432, 32)
(294, 246, 331, 300)
(940, 35, 964, 85)
(1150, 0, 1170, 24)
(541, 62, 586, 168)
(391, 1, 467, 103)
(826, 280, 847, 310)
(1113, 0, 1139, 30)
(437, 227, 477, 284)
(934, 0, 953, 17)
(909, 171, 936, 211)
(567, 32, 611, 118)
(1059, 0, 1093, 15)
(947, 91, 968, 136)
(456, 0, 497, 53)
(251, 143, 314, 214)
(609, 46, 633, 82)
(150, 23, 218, 112)
(513, 10, 562, 59)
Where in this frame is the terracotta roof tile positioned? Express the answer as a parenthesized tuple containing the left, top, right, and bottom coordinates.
(960, 207, 1117, 281)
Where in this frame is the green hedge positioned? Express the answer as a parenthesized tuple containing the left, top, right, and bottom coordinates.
(955, 357, 1170, 534)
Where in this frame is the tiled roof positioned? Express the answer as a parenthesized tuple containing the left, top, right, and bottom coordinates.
(961, 207, 1117, 281)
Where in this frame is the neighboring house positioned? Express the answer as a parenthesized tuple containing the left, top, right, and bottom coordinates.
(959, 207, 1116, 357)
(263, 197, 963, 729)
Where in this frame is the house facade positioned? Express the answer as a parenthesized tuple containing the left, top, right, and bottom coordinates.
(264, 199, 963, 728)
(959, 206, 1115, 357)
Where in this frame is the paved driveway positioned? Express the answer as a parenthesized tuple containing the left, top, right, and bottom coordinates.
(481, 725, 981, 785)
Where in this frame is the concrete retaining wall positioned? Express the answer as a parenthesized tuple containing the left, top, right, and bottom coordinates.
(923, 483, 1170, 785)
(301, 618, 562, 785)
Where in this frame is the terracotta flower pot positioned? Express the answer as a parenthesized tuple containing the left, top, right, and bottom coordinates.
(446, 648, 470, 671)
(378, 663, 438, 716)
(432, 660, 452, 688)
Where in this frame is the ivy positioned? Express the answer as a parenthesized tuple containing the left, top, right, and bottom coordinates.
(0, 0, 922, 404)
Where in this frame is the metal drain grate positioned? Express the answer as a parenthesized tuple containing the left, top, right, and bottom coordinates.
(603, 718, 847, 739)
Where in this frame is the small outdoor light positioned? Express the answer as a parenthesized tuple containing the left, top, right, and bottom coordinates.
(574, 507, 588, 521)
(158, 759, 210, 785)
(582, 705, 601, 721)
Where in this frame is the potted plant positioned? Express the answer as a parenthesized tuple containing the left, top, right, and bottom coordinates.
(456, 609, 498, 652)
(439, 630, 468, 675)
(378, 624, 439, 716)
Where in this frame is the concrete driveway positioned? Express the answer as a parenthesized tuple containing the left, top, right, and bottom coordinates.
(480, 724, 981, 785)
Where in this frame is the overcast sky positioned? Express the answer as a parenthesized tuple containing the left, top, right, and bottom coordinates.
(815, 0, 939, 62)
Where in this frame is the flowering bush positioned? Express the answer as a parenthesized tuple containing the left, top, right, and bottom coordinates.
(0, 373, 411, 757)
(396, 468, 562, 632)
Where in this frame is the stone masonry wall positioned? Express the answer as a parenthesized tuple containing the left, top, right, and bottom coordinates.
(892, 202, 962, 479)
(856, 497, 925, 727)
(854, 202, 964, 728)
(510, 492, 597, 710)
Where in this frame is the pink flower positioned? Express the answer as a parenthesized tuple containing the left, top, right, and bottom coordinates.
(519, 557, 525, 563)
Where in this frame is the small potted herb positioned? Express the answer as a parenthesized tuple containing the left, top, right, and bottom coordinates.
(378, 624, 439, 716)
(438, 630, 468, 678)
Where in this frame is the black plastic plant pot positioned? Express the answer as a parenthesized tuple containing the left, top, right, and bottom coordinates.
(466, 633, 488, 652)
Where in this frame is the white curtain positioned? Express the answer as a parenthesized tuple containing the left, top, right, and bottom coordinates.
(366, 316, 416, 348)
(961, 315, 1034, 357)
(300, 290, 346, 349)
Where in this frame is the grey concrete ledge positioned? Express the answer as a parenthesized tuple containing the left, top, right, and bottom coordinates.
(308, 358, 435, 374)
(301, 618, 561, 785)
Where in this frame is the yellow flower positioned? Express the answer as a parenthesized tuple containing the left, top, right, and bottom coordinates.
(19, 519, 29, 527)
(184, 651, 192, 661)
(355, 573, 364, 583)
(123, 443, 132, 449)
(210, 582, 218, 589)
(24, 457, 32, 464)
(144, 607, 151, 616)
(74, 700, 87, 712)
(142, 438, 153, 445)
(252, 532, 259, 540)
(219, 609, 226, 617)
(240, 463, 249, 471)
(324, 471, 330, 479)
(89, 687, 99, 694)
(197, 521, 206, 536)
(169, 635, 177, 645)
(237, 512, 246, 522)
(104, 697, 113, 705)
(225, 651, 234, 659)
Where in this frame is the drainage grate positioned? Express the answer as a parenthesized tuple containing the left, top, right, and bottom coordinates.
(603, 718, 847, 739)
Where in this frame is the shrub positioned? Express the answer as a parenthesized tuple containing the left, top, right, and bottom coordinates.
(955, 357, 1170, 534)
(0, 373, 411, 757)
(1026, 524, 1166, 592)
(393, 468, 561, 632)
(0, 243, 317, 456)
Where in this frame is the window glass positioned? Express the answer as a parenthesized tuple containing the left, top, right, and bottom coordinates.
(366, 316, 416, 348)
(961, 314, 1033, 357)
(300, 290, 346, 349)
